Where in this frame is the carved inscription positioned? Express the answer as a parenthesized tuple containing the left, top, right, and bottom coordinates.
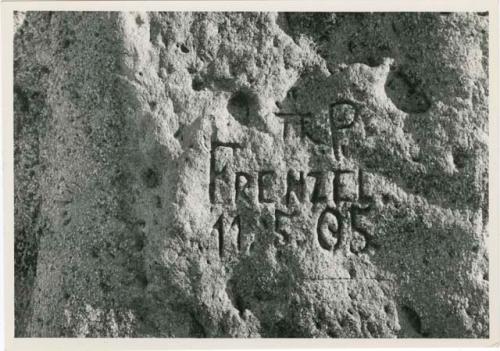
(212, 213, 241, 259)
(308, 171, 329, 204)
(334, 170, 357, 203)
(213, 215, 224, 258)
(286, 170, 306, 205)
(235, 172, 253, 203)
(233, 216, 242, 252)
(258, 171, 276, 203)
(330, 101, 357, 129)
(276, 101, 359, 160)
(209, 98, 377, 260)
(275, 112, 330, 145)
(317, 208, 341, 250)
(275, 209, 296, 244)
(210, 142, 242, 204)
(330, 102, 358, 160)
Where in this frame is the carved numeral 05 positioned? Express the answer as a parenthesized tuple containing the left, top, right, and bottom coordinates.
(317, 208, 342, 251)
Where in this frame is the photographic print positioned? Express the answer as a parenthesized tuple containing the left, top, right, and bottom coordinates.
(11, 10, 490, 339)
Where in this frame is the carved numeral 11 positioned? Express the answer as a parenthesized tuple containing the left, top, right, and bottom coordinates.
(212, 214, 241, 259)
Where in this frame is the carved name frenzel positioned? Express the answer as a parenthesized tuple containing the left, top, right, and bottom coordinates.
(209, 101, 377, 259)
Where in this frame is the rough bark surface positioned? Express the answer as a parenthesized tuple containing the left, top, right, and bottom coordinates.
(14, 12, 489, 337)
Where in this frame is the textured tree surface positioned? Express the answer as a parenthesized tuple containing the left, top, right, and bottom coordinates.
(14, 12, 489, 337)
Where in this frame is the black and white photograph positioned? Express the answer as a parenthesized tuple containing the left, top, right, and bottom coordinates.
(2, 1, 499, 347)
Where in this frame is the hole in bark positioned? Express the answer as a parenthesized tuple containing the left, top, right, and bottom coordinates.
(192, 77, 204, 91)
(452, 147, 469, 169)
(135, 15, 144, 26)
(228, 91, 253, 126)
(174, 127, 183, 140)
(136, 272, 148, 288)
(401, 305, 423, 334)
(385, 70, 431, 113)
(154, 195, 162, 209)
(142, 168, 161, 188)
(348, 266, 357, 279)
